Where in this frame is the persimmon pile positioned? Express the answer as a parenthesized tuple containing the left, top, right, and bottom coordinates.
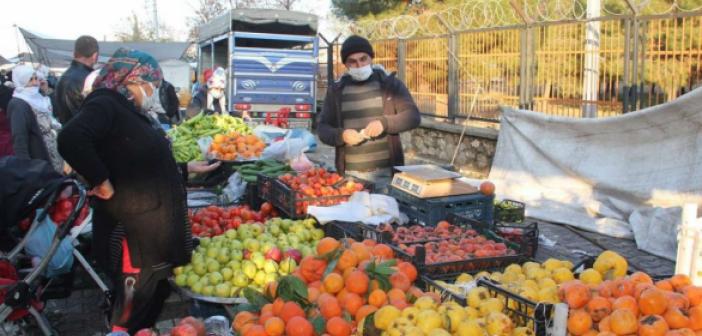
(231, 237, 442, 336)
(561, 251, 702, 336)
(209, 132, 266, 161)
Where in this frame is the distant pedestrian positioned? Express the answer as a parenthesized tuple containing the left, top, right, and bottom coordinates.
(54, 35, 99, 124)
(159, 79, 180, 125)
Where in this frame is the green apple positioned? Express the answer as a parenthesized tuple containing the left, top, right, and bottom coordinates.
(229, 249, 243, 261)
(216, 248, 230, 263)
(208, 271, 224, 285)
(263, 260, 279, 274)
(250, 253, 265, 269)
(202, 285, 214, 296)
(224, 229, 237, 240)
(268, 223, 281, 236)
(242, 260, 257, 279)
(303, 218, 316, 229)
(206, 260, 221, 273)
(183, 265, 193, 274)
(173, 266, 185, 276)
(215, 283, 231, 298)
(281, 219, 293, 231)
(226, 260, 242, 271)
(232, 270, 249, 287)
(206, 247, 219, 259)
(311, 228, 325, 241)
(297, 229, 310, 242)
(221, 267, 233, 281)
(264, 272, 278, 285)
(193, 262, 208, 276)
(186, 274, 200, 287)
(238, 227, 253, 240)
(250, 224, 263, 236)
(254, 270, 267, 286)
(191, 254, 205, 265)
(288, 235, 301, 246)
(228, 240, 243, 251)
(290, 223, 304, 234)
(191, 281, 204, 294)
(212, 235, 225, 244)
(229, 286, 240, 298)
(175, 273, 188, 286)
(199, 237, 211, 248)
(300, 245, 314, 258)
(244, 238, 260, 252)
(279, 257, 297, 275)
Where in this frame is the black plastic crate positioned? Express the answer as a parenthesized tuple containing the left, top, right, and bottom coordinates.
(266, 176, 374, 219)
(322, 221, 365, 241)
(422, 275, 554, 336)
(494, 222, 539, 258)
(388, 187, 494, 227)
(495, 199, 526, 223)
(256, 173, 276, 202)
(389, 233, 526, 275)
(244, 181, 262, 210)
(448, 213, 538, 257)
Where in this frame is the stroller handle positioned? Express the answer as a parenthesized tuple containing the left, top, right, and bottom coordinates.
(23, 179, 87, 284)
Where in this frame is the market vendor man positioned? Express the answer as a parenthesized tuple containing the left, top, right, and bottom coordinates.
(317, 35, 420, 189)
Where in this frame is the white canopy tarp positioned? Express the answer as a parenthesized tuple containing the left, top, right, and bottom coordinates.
(489, 87, 702, 260)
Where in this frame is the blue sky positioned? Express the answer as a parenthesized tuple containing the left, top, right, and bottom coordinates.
(0, 0, 336, 59)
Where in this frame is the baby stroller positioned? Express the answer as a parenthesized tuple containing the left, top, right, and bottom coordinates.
(0, 157, 110, 335)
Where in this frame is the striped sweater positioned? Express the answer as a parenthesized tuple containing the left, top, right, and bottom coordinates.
(341, 77, 391, 171)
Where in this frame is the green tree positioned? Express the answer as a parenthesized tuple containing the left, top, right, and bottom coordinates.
(331, 0, 405, 20)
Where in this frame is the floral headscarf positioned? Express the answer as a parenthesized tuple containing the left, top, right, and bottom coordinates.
(92, 48, 163, 102)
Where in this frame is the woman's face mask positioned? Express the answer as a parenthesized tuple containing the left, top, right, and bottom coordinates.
(209, 87, 224, 99)
(137, 83, 164, 114)
(347, 64, 373, 82)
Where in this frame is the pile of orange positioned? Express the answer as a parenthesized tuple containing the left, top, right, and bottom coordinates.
(209, 132, 265, 161)
(232, 237, 438, 336)
(563, 272, 702, 336)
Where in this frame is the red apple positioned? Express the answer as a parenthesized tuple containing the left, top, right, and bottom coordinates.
(283, 248, 302, 264)
(178, 316, 205, 336)
(243, 249, 251, 260)
(134, 329, 158, 336)
(265, 247, 282, 262)
(171, 323, 197, 336)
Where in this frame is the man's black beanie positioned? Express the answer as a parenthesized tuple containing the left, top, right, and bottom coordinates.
(341, 35, 375, 64)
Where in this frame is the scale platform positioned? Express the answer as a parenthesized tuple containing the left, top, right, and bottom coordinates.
(391, 165, 478, 198)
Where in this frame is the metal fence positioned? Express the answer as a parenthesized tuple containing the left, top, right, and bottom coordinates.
(324, 11, 702, 122)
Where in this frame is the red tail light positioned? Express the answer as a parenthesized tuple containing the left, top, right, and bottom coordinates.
(234, 103, 251, 110)
(296, 112, 312, 119)
(295, 104, 311, 111)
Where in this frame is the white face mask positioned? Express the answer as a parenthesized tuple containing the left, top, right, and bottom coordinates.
(209, 88, 224, 99)
(348, 64, 373, 82)
(23, 86, 40, 95)
(138, 83, 165, 114)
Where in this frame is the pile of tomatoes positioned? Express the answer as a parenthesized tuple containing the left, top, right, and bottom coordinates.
(189, 203, 277, 237)
(277, 168, 367, 215)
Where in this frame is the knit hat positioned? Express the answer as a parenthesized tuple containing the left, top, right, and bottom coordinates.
(341, 35, 374, 64)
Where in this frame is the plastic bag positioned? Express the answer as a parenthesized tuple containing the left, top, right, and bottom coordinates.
(261, 138, 308, 161)
(222, 172, 247, 202)
(24, 211, 74, 277)
(253, 125, 287, 143)
(285, 128, 317, 152)
(197, 136, 213, 159)
(290, 153, 314, 173)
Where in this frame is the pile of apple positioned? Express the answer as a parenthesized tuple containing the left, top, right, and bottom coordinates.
(375, 221, 480, 244)
(278, 168, 367, 215)
(173, 218, 324, 298)
(188, 203, 277, 238)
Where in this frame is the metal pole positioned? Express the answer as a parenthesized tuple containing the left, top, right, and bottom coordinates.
(397, 39, 406, 82)
(582, 0, 601, 118)
(447, 33, 458, 121)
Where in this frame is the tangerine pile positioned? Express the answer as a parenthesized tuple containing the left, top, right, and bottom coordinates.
(232, 237, 439, 336)
(209, 132, 266, 161)
(563, 271, 702, 336)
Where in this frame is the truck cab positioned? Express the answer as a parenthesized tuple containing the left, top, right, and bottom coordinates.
(197, 9, 319, 129)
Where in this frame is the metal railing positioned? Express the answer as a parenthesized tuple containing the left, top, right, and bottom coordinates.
(323, 10, 702, 122)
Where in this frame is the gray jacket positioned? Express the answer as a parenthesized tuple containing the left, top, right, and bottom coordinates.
(7, 98, 51, 162)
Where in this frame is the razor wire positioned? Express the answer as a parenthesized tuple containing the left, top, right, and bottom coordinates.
(347, 0, 702, 39)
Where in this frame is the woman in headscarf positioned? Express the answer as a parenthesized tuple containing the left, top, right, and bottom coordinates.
(6, 64, 63, 171)
(57, 48, 218, 333)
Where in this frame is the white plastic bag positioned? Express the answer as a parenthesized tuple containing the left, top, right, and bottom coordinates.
(197, 136, 213, 159)
(222, 172, 247, 202)
(261, 138, 308, 161)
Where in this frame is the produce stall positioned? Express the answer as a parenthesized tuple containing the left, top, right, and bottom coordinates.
(56, 122, 686, 336)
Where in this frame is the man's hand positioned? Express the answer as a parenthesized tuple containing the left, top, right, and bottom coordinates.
(364, 120, 384, 138)
(89, 180, 114, 200)
(187, 160, 222, 174)
(342, 129, 365, 146)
